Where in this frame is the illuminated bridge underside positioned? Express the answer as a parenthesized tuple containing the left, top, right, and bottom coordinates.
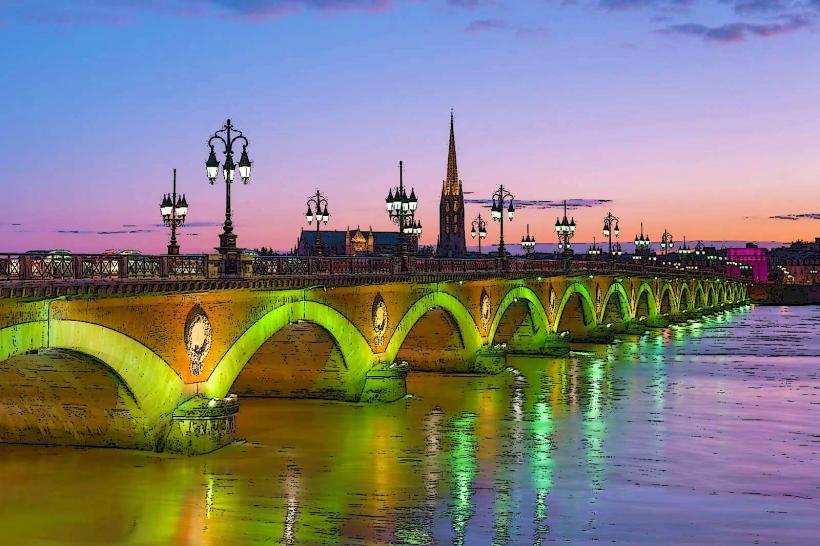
(0, 275, 746, 454)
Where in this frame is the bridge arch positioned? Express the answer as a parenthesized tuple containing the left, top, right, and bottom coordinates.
(553, 282, 597, 336)
(707, 284, 718, 308)
(658, 283, 675, 315)
(205, 301, 374, 401)
(487, 286, 549, 347)
(386, 290, 483, 372)
(678, 284, 692, 311)
(599, 282, 630, 325)
(0, 320, 183, 450)
(633, 282, 657, 320)
(695, 283, 708, 308)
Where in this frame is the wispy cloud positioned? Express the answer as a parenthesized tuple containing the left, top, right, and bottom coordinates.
(558, 0, 819, 43)
(56, 228, 155, 235)
(465, 18, 507, 31)
(769, 212, 820, 221)
(150, 221, 223, 228)
(659, 14, 812, 42)
(464, 17, 547, 37)
(447, 0, 495, 7)
(599, 0, 694, 11)
(464, 198, 612, 209)
(0, 0, 395, 26)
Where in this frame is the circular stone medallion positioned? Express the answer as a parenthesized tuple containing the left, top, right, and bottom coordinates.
(372, 294, 388, 347)
(185, 305, 212, 376)
(480, 289, 491, 331)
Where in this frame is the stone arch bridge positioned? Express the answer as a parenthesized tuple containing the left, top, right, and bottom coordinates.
(0, 270, 746, 454)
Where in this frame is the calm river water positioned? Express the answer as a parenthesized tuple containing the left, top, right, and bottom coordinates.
(1, 305, 818, 545)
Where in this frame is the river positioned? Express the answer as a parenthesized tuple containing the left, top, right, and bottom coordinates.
(1, 305, 818, 545)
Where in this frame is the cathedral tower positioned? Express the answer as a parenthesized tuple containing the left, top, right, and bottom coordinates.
(436, 111, 466, 257)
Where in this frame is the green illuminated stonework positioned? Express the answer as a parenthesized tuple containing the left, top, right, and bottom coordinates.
(0, 275, 748, 453)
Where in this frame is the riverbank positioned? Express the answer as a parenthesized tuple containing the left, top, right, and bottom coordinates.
(751, 283, 820, 305)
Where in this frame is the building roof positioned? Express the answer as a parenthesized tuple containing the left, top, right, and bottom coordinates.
(296, 228, 404, 254)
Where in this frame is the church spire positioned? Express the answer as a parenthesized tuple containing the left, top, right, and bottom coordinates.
(444, 109, 460, 195)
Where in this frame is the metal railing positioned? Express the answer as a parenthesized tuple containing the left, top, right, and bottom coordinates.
(0, 254, 208, 282)
(0, 252, 734, 283)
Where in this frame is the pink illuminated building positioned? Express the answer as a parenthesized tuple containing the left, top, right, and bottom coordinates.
(727, 244, 768, 283)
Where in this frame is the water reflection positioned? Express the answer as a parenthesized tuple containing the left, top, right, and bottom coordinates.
(2, 305, 820, 545)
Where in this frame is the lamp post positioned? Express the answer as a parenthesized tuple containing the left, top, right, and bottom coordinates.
(385, 161, 421, 271)
(470, 214, 488, 254)
(633, 222, 651, 258)
(554, 200, 576, 256)
(678, 236, 691, 255)
(602, 211, 620, 257)
(159, 168, 188, 255)
(205, 118, 252, 275)
(521, 223, 536, 256)
(305, 190, 330, 256)
(588, 236, 602, 259)
(612, 240, 623, 257)
(490, 184, 515, 260)
(659, 229, 674, 256)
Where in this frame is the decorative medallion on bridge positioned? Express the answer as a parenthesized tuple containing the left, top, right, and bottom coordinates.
(372, 294, 389, 347)
(549, 287, 556, 318)
(595, 285, 602, 313)
(630, 285, 636, 310)
(185, 305, 212, 376)
(480, 289, 491, 332)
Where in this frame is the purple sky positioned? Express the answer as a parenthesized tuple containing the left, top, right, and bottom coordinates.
(1, 0, 818, 253)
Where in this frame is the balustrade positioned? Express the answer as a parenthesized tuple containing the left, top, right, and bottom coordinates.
(0, 252, 732, 283)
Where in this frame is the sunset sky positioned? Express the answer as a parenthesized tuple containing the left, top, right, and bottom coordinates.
(1, 0, 818, 254)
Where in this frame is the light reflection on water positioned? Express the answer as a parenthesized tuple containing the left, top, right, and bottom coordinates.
(1, 305, 819, 545)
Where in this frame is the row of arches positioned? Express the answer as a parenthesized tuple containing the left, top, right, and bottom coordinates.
(0, 279, 746, 451)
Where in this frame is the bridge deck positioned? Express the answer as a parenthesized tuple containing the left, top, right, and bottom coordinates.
(0, 254, 733, 298)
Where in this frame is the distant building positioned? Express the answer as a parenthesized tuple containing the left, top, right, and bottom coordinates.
(727, 243, 768, 283)
(767, 238, 820, 284)
(436, 112, 466, 257)
(295, 227, 416, 256)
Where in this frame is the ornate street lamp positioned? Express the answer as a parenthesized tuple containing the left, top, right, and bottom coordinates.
(491, 184, 514, 259)
(554, 200, 576, 256)
(305, 190, 330, 256)
(205, 118, 252, 274)
(470, 214, 488, 254)
(159, 168, 188, 255)
(633, 222, 651, 258)
(386, 161, 421, 270)
(659, 229, 674, 255)
(678, 236, 692, 255)
(521, 223, 536, 255)
(602, 211, 620, 257)
(588, 236, 602, 258)
(612, 240, 623, 257)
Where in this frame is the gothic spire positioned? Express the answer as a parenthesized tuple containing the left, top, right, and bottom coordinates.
(444, 109, 460, 195)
